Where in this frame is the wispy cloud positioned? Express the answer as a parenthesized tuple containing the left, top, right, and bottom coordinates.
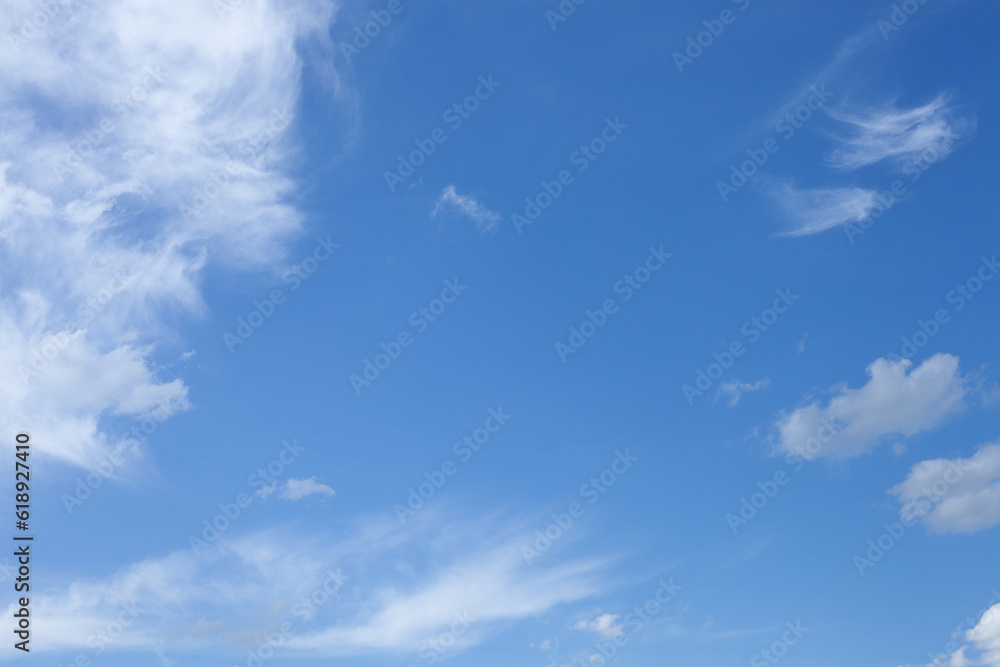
(2, 514, 615, 658)
(826, 95, 972, 171)
(766, 180, 879, 236)
(0, 0, 339, 469)
(431, 185, 501, 233)
(773, 354, 967, 460)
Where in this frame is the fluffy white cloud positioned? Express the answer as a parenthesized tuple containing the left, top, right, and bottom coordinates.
(967, 604, 1000, 666)
(891, 440, 1000, 534)
(826, 95, 972, 171)
(913, 604, 1000, 667)
(431, 185, 501, 233)
(0, 0, 339, 469)
(773, 355, 967, 459)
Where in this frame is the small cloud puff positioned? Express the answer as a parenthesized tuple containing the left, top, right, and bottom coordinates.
(573, 613, 624, 640)
(716, 378, 770, 406)
(431, 185, 501, 233)
(257, 476, 336, 501)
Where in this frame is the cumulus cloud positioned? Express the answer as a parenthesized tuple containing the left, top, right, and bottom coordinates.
(891, 440, 1000, 534)
(573, 613, 624, 640)
(0, 0, 338, 469)
(431, 185, 501, 233)
(716, 378, 770, 406)
(913, 603, 1000, 667)
(767, 180, 879, 236)
(826, 95, 972, 171)
(773, 354, 967, 460)
(967, 604, 1000, 667)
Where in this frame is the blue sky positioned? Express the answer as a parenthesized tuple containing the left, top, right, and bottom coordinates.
(1, 0, 999, 665)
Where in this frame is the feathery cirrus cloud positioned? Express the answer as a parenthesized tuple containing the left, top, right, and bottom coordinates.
(0, 514, 614, 659)
(0, 0, 340, 469)
(768, 95, 972, 236)
(825, 94, 971, 170)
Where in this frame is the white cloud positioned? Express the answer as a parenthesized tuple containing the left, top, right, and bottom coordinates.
(0, 0, 339, 469)
(573, 613, 624, 640)
(767, 180, 879, 237)
(431, 185, 501, 233)
(773, 354, 967, 460)
(280, 477, 336, 501)
(826, 95, 972, 171)
(891, 440, 1000, 534)
(716, 378, 770, 406)
(532, 637, 558, 651)
(763, 97, 973, 237)
(967, 604, 1000, 666)
(1, 515, 613, 658)
(914, 604, 1000, 667)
